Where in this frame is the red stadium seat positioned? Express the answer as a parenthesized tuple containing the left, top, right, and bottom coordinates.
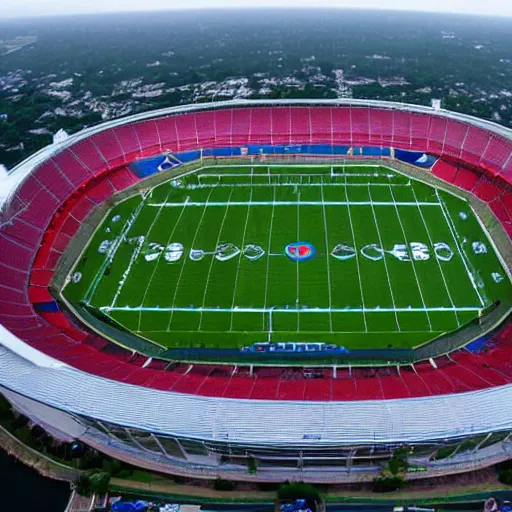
(331, 107, 351, 145)
(215, 109, 235, 145)
(271, 106, 291, 145)
(350, 108, 371, 146)
(432, 160, 458, 183)
(309, 107, 331, 144)
(392, 110, 412, 148)
(249, 107, 272, 144)
(290, 107, 311, 144)
(461, 126, 491, 167)
(90, 128, 126, 169)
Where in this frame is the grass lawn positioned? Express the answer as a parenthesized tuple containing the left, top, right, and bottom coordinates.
(63, 164, 512, 351)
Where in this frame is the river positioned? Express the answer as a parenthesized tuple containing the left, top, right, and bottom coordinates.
(0, 448, 70, 511)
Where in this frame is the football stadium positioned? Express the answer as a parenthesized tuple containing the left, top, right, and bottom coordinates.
(1, 99, 512, 482)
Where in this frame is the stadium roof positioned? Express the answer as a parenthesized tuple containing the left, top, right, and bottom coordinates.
(1, 338, 512, 445)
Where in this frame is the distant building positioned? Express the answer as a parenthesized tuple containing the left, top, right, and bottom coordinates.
(53, 129, 69, 145)
(432, 99, 442, 110)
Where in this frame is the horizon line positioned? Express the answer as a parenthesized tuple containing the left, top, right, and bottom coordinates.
(1, 5, 512, 22)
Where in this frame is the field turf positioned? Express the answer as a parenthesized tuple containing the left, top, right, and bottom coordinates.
(63, 164, 512, 350)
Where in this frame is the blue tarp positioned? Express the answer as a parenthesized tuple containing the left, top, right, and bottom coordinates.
(200, 147, 242, 158)
(303, 144, 333, 155)
(129, 154, 180, 178)
(169, 145, 433, 165)
(33, 301, 59, 312)
(395, 149, 437, 168)
(246, 144, 278, 155)
(111, 501, 148, 512)
(332, 145, 352, 155)
(465, 337, 491, 354)
(361, 146, 391, 156)
(177, 150, 201, 163)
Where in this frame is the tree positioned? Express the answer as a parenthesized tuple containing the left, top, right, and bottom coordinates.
(89, 471, 111, 495)
(372, 475, 405, 493)
(73, 470, 111, 497)
(498, 469, 512, 486)
(247, 456, 257, 474)
(73, 474, 92, 497)
(277, 482, 321, 503)
(102, 458, 122, 476)
(213, 478, 235, 491)
(388, 446, 410, 475)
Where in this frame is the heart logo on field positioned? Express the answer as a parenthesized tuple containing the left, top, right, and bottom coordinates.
(285, 242, 315, 261)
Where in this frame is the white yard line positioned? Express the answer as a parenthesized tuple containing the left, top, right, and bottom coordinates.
(109, 235, 145, 309)
(198, 172, 398, 179)
(367, 185, 401, 331)
(296, 181, 301, 331)
(320, 178, 333, 332)
(148, 200, 441, 207)
(165, 188, 215, 331)
(229, 186, 254, 331)
(103, 305, 482, 314)
(436, 189, 486, 308)
(84, 195, 146, 304)
(216, 163, 385, 169)
(389, 185, 433, 331)
(410, 186, 460, 325)
(110, 187, 174, 310)
(343, 174, 368, 332)
(141, 329, 446, 334)
(197, 188, 235, 331)
(136, 198, 190, 332)
(262, 186, 277, 329)
(193, 181, 409, 189)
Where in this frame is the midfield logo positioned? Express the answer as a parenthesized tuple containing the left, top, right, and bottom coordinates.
(285, 242, 316, 261)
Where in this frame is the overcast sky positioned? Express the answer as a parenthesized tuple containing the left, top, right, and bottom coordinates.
(1, 0, 511, 19)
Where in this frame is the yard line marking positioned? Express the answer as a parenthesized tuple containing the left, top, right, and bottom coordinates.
(165, 187, 215, 331)
(109, 235, 145, 310)
(136, 196, 190, 332)
(192, 181, 410, 189)
(436, 189, 486, 308)
(148, 200, 442, 207)
(229, 186, 253, 331)
(411, 186, 460, 326)
(141, 329, 447, 334)
(367, 185, 401, 331)
(320, 178, 333, 332)
(343, 174, 368, 332)
(220, 163, 387, 168)
(262, 186, 277, 329)
(84, 194, 146, 304)
(110, 187, 174, 311)
(102, 305, 482, 314)
(389, 185, 433, 331)
(296, 180, 301, 331)
(197, 188, 235, 331)
(198, 172, 401, 179)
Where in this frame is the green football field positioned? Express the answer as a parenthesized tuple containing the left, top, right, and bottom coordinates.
(63, 164, 512, 350)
